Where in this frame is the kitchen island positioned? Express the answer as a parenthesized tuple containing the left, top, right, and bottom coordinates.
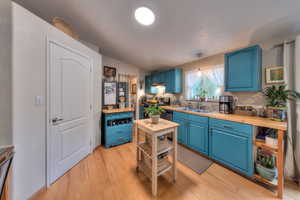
(135, 118, 179, 196)
(161, 105, 287, 198)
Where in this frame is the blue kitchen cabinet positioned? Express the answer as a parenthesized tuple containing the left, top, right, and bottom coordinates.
(209, 118, 253, 176)
(225, 45, 262, 92)
(173, 112, 188, 145)
(173, 112, 209, 153)
(103, 112, 133, 148)
(145, 75, 152, 94)
(165, 69, 182, 94)
(139, 105, 144, 119)
(145, 68, 182, 94)
(188, 121, 209, 155)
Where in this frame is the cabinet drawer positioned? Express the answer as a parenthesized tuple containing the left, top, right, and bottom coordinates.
(189, 114, 208, 125)
(106, 125, 132, 143)
(105, 112, 133, 120)
(173, 111, 188, 120)
(209, 118, 252, 136)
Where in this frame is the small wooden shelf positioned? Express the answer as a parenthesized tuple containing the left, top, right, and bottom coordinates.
(254, 174, 278, 187)
(254, 141, 278, 153)
(137, 141, 173, 159)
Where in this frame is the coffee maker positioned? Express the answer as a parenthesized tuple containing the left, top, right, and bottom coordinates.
(219, 95, 234, 114)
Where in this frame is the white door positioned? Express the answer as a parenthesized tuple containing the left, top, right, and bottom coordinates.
(48, 41, 92, 184)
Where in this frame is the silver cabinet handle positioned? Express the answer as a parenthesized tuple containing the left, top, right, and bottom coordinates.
(223, 125, 233, 129)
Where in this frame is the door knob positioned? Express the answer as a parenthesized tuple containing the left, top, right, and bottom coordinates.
(52, 117, 63, 123)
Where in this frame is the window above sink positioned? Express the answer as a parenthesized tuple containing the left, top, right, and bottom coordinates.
(185, 65, 224, 101)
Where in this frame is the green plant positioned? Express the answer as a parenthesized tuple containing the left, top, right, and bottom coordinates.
(197, 88, 208, 98)
(145, 104, 165, 116)
(262, 85, 300, 107)
(257, 148, 276, 169)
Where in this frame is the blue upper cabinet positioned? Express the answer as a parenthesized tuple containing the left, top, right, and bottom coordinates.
(145, 68, 182, 94)
(145, 75, 152, 94)
(165, 68, 182, 94)
(225, 45, 262, 92)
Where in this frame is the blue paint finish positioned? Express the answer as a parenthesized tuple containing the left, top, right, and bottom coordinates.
(173, 112, 209, 154)
(173, 118, 188, 144)
(225, 45, 262, 92)
(173, 111, 254, 177)
(145, 75, 152, 94)
(145, 68, 182, 94)
(103, 112, 133, 148)
(209, 119, 253, 176)
(188, 121, 209, 155)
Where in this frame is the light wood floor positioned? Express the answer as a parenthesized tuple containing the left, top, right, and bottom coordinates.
(31, 143, 300, 200)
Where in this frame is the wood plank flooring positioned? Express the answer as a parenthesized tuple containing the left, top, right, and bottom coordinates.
(31, 143, 300, 200)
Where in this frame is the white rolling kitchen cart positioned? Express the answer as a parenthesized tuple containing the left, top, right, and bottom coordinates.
(134, 118, 179, 196)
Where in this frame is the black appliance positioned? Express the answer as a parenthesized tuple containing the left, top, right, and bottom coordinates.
(161, 110, 173, 121)
(219, 95, 234, 114)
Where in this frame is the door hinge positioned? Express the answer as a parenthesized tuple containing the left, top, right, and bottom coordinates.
(90, 104, 92, 110)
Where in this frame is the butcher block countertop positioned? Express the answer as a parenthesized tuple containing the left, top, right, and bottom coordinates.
(161, 106, 287, 131)
(135, 118, 179, 133)
(102, 107, 135, 114)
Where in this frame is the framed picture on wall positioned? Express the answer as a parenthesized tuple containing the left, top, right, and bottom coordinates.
(103, 66, 116, 78)
(131, 84, 137, 94)
(265, 66, 285, 85)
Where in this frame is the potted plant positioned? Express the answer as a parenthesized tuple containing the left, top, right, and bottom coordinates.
(262, 85, 300, 121)
(145, 104, 165, 124)
(256, 148, 276, 181)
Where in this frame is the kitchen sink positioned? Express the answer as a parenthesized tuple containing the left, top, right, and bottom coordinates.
(174, 107, 211, 113)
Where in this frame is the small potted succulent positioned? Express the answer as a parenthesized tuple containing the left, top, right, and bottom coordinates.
(145, 104, 165, 124)
(262, 85, 300, 121)
(256, 148, 276, 181)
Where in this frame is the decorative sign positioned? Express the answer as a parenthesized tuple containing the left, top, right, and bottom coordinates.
(265, 66, 284, 85)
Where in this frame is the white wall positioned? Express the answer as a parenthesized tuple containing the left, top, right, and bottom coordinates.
(102, 56, 147, 118)
(0, 0, 12, 146)
(12, 3, 102, 200)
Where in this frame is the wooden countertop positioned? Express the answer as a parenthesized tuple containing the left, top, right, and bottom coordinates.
(161, 106, 287, 131)
(135, 118, 179, 133)
(102, 107, 135, 114)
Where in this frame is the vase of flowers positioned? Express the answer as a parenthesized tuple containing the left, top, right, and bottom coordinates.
(145, 104, 165, 124)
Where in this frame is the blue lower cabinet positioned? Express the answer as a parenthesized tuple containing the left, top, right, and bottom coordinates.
(188, 121, 208, 155)
(103, 112, 133, 148)
(173, 118, 188, 145)
(209, 119, 253, 176)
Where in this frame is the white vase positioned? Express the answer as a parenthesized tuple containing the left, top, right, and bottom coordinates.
(151, 115, 160, 124)
(265, 136, 278, 148)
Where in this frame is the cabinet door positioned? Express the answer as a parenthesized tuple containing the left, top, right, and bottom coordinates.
(173, 118, 187, 145)
(139, 106, 144, 119)
(210, 129, 253, 176)
(145, 75, 152, 94)
(165, 70, 172, 93)
(188, 121, 208, 155)
(225, 45, 261, 92)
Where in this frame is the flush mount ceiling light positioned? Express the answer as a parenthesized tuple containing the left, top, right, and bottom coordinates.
(135, 7, 155, 26)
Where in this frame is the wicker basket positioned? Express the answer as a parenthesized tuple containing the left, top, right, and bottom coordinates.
(52, 17, 79, 39)
(256, 163, 277, 181)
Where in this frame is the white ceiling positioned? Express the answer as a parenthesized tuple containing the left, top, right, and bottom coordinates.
(14, 0, 300, 70)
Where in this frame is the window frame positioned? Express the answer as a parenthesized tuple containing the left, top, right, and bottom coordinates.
(184, 64, 224, 101)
